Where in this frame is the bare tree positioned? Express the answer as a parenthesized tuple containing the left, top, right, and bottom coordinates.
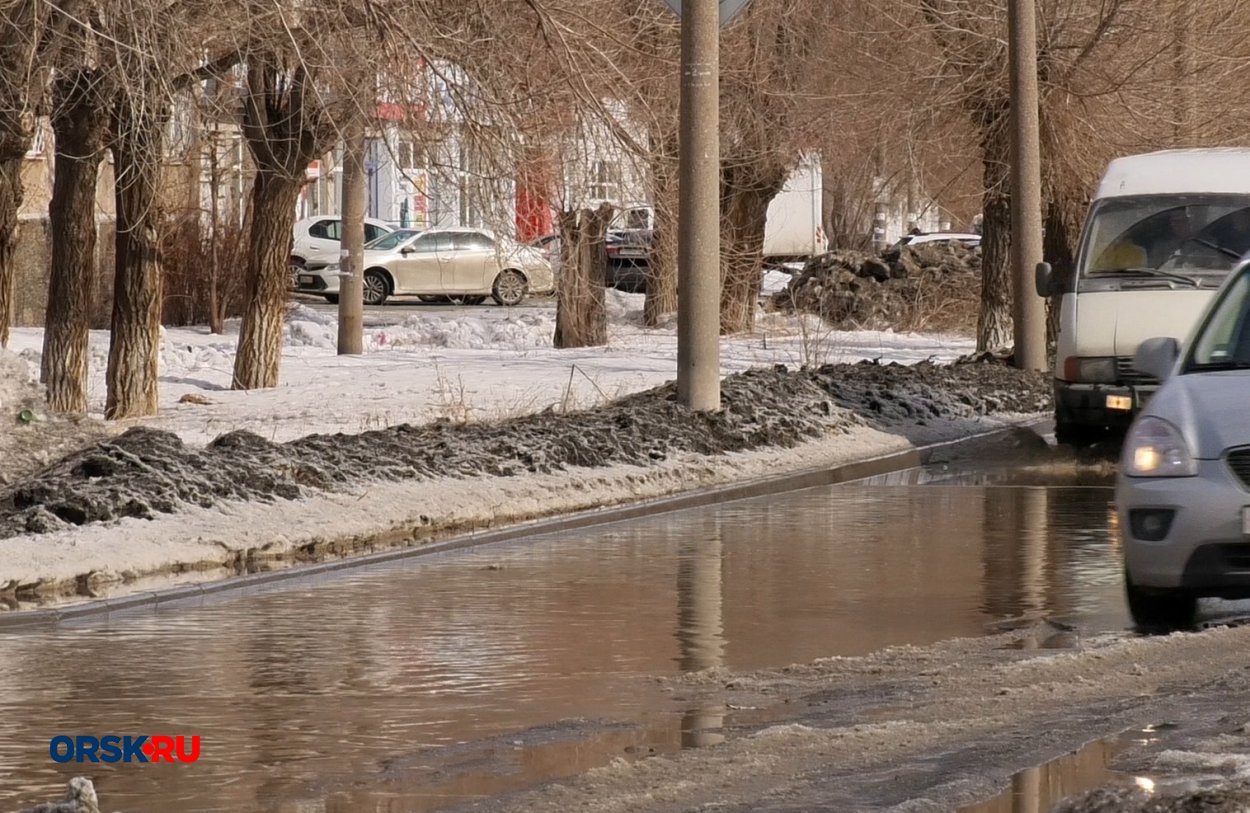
(554, 203, 612, 347)
(907, 0, 1250, 351)
(0, 0, 64, 348)
(98, 1, 193, 419)
(232, 53, 336, 390)
(42, 60, 110, 414)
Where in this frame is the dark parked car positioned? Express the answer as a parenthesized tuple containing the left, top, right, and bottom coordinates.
(605, 229, 652, 293)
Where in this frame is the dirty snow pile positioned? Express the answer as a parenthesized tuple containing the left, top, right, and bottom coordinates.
(0, 359, 1049, 539)
(774, 242, 982, 335)
(1056, 781, 1250, 811)
(3, 292, 977, 447)
(0, 349, 110, 487)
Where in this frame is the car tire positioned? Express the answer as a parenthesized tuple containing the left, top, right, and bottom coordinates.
(492, 270, 527, 306)
(1124, 569, 1196, 632)
(363, 270, 389, 306)
(290, 256, 306, 274)
(323, 294, 339, 305)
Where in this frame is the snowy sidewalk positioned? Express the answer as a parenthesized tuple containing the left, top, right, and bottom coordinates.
(4, 290, 974, 446)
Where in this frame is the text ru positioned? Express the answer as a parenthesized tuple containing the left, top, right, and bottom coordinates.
(49, 735, 201, 764)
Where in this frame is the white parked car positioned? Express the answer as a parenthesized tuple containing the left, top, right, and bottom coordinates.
(291, 216, 395, 270)
(893, 232, 982, 249)
(294, 227, 555, 307)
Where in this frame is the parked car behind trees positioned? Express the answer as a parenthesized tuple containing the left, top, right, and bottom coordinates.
(294, 227, 554, 307)
(291, 216, 395, 271)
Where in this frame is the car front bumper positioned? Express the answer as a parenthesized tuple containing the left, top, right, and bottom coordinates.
(295, 272, 339, 295)
(1055, 380, 1158, 429)
(1118, 459, 1250, 594)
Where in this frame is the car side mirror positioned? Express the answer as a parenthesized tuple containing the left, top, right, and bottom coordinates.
(1034, 262, 1059, 297)
(1134, 337, 1180, 382)
(400, 247, 412, 256)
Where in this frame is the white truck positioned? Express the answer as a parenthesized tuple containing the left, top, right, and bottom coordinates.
(605, 157, 827, 291)
(1035, 148, 1250, 445)
(761, 156, 827, 260)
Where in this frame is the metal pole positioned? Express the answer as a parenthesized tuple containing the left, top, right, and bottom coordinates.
(337, 118, 366, 355)
(1008, 0, 1047, 372)
(677, 0, 721, 410)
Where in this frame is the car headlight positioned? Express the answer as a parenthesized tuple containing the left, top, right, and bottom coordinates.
(1123, 416, 1197, 477)
(1062, 356, 1116, 383)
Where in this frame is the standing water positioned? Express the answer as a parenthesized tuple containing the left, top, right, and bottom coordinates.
(0, 465, 1124, 811)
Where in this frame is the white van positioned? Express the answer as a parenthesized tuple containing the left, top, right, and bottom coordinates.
(1036, 148, 1250, 444)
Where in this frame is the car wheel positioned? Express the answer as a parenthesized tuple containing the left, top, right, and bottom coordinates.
(448, 295, 487, 306)
(363, 270, 389, 306)
(492, 270, 527, 306)
(418, 295, 447, 304)
(1124, 569, 1196, 632)
(289, 256, 306, 274)
(323, 294, 339, 305)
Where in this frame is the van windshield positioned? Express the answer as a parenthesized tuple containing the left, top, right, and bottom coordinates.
(1081, 195, 1250, 278)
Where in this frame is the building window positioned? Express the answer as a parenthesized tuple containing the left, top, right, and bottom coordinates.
(589, 160, 618, 202)
(397, 138, 428, 170)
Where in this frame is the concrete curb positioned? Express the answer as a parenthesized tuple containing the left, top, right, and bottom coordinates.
(0, 418, 1049, 630)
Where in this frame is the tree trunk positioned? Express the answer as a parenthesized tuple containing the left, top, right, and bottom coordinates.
(43, 70, 106, 414)
(554, 204, 611, 349)
(644, 135, 679, 327)
(235, 57, 333, 390)
(106, 92, 164, 419)
(0, 155, 21, 348)
(646, 198, 678, 327)
(977, 119, 1013, 352)
(232, 171, 301, 390)
(720, 167, 786, 336)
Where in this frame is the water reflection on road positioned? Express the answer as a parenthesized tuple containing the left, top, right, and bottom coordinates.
(0, 461, 1126, 811)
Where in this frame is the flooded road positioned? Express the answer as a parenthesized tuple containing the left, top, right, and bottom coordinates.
(0, 457, 1129, 812)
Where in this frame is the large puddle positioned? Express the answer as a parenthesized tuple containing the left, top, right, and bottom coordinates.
(957, 735, 1123, 813)
(0, 464, 1128, 811)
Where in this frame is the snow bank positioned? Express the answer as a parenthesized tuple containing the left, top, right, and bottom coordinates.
(4, 300, 975, 447)
(0, 349, 109, 487)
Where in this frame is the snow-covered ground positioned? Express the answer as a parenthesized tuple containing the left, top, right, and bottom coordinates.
(4, 291, 974, 445)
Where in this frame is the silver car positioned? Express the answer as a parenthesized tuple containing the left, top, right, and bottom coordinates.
(294, 227, 555, 307)
(1118, 261, 1250, 629)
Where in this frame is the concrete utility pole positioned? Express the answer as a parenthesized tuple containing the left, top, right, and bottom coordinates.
(676, 0, 721, 410)
(337, 118, 366, 355)
(1007, 0, 1047, 372)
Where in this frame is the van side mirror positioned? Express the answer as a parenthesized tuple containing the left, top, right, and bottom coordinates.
(1034, 262, 1058, 297)
(1134, 337, 1180, 382)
